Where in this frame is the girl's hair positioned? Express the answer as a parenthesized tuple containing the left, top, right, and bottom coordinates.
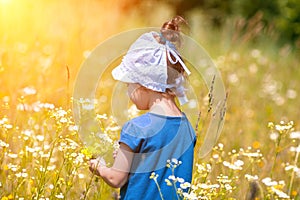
(160, 15, 187, 49)
(160, 16, 188, 89)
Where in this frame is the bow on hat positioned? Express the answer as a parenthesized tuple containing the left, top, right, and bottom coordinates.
(112, 31, 191, 105)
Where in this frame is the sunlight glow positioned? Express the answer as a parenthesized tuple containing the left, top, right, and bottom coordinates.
(0, 0, 11, 4)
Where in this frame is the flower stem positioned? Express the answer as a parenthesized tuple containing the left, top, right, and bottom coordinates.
(288, 144, 300, 196)
(270, 136, 281, 178)
(82, 172, 96, 200)
(171, 168, 180, 200)
(153, 178, 165, 200)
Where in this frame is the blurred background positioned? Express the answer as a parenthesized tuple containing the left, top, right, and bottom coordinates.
(0, 0, 300, 149)
(1, 1, 300, 198)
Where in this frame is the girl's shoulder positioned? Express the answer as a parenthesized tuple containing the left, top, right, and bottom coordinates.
(123, 113, 152, 129)
(121, 113, 152, 137)
(124, 112, 188, 128)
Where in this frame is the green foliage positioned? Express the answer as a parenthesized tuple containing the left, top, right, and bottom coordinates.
(0, 1, 299, 199)
(275, 0, 300, 46)
(233, 0, 300, 47)
(163, 0, 300, 47)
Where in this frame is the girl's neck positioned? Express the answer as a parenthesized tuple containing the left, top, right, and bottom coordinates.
(148, 93, 182, 117)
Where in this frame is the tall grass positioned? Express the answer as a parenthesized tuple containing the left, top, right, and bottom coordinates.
(1, 1, 300, 199)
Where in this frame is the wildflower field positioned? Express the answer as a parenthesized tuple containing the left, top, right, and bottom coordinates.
(0, 1, 300, 199)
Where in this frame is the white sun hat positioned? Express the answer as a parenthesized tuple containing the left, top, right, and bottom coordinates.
(112, 31, 191, 105)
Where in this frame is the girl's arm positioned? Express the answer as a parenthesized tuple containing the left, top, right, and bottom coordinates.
(89, 143, 133, 188)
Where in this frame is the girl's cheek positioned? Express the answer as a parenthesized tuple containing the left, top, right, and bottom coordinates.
(127, 84, 139, 97)
(127, 89, 135, 99)
(127, 84, 134, 96)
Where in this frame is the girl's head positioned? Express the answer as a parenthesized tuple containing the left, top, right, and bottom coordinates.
(127, 83, 157, 110)
(112, 16, 191, 107)
(154, 16, 188, 102)
(160, 16, 187, 50)
(160, 16, 188, 96)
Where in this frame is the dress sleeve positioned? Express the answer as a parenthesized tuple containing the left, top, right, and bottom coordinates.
(119, 121, 143, 152)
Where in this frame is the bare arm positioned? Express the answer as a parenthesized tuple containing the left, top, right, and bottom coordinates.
(89, 143, 134, 188)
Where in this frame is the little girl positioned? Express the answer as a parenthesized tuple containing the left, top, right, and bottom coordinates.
(89, 16, 196, 200)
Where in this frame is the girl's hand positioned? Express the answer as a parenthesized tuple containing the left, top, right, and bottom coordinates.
(88, 143, 133, 188)
(88, 157, 106, 176)
(113, 149, 118, 159)
(113, 141, 120, 160)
